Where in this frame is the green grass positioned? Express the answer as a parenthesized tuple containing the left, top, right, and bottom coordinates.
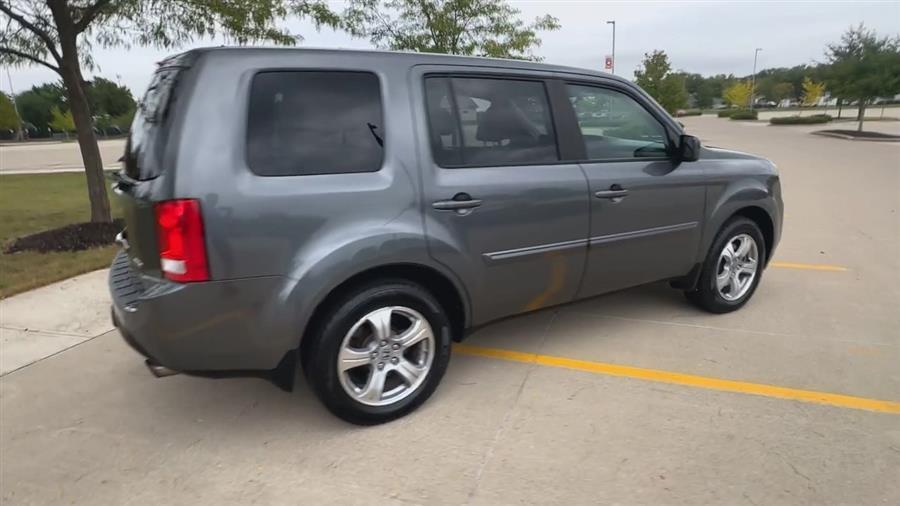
(0, 172, 120, 298)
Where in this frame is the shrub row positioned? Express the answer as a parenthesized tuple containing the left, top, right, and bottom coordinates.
(769, 114, 833, 125)
(729, 110, 758, 120)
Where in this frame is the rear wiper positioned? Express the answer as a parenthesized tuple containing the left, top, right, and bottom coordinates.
(367, 122, 384, 147)
(107, 170, 137, 191)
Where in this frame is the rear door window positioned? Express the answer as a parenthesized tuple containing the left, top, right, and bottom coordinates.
(247, 71, 384, 176)
(424, 76, 559, 167)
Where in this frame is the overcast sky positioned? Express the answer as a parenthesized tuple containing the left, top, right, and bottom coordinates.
(3, 1, 899, 97)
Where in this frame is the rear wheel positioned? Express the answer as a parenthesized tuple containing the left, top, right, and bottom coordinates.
(303, 280, 452, 425)
(685, 217, 766, 313)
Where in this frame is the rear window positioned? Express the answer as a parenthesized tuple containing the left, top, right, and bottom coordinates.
(123, 66, 184, 180)
(247, 71, 384, 176)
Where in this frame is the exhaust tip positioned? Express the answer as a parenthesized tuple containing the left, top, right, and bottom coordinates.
(145, 359, 180, 378)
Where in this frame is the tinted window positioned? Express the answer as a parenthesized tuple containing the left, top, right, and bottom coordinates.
(425, 76, 558, 167)
(247, 71, 384, 176)
(566, 84, 669, 160)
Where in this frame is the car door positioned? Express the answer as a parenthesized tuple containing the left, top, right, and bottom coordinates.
(415, 71, 590, 326)
(561, 81, 707, 298)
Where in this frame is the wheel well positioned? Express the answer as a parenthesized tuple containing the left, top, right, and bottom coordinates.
(299, 264, 467, 364)
(733, 206, 774, 263)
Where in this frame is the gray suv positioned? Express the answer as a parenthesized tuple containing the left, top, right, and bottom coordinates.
(110, 48, 783, 424)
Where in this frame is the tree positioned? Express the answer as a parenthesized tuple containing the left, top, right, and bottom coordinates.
(772, 82, 795, 102)
(723, 81, 753, 108)
(825, 24, 900, 131)
(49, 105, 74, 133)
(87, 77, 134, 117)
(343, 0, 560, 60)
(633, 50, 688, 113)
(0, 91, 21, 133)
(14, 82, 66, 134)
(800, 77, 825, 108)
(1, 1, 339, 223)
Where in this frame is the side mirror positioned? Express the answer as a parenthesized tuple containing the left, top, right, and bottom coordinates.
(678, 134, 701, 162)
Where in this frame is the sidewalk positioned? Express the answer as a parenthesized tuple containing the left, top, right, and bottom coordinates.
(0, 269, 113, 375)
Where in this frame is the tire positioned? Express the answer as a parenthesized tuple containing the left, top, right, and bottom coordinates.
(303, 280, 452, 425)
(685, 217, 766, 313)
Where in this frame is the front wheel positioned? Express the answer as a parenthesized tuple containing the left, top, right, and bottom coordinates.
(303, 280, 452, 425)
(685, 217, 766, 313)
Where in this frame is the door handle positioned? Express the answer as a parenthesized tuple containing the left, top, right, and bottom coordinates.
(595, 185, 629, 200)
(433, 193, 482, 211)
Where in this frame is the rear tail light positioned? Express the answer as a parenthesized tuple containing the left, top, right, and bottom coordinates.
(154, 199, 209, 282)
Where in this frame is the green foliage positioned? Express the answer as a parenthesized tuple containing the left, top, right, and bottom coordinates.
(679, 73, 720, 109)
(825, 24, 900, 103)
(14, 83, 66, 132)
(49, 106, 75, 133)
(112, 109, 136, 131)
(801, 77, 826, 107)
(772, 82, 796, 101)
(87, 78, 135, 117)
(728, 109, 758, 121)
(1, 1, 341, 72)
(342, 0, 560, 60)
(723, 81, 753, 107)
(770, 114, 833, 125)
(717, 109, 736, 118)
(0, 92, 20, 130)
(633, 50, 688, 113)
(824, 24, 900, 131)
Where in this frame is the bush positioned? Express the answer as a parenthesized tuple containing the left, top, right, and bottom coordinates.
(729, 110, 758, 120)
(769, 114, 833, 125)
(675, 109, 702, 117)
(717, 109, 735, 118)
(4, 219, 125, 254)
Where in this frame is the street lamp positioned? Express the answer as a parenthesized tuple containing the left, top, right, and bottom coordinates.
(750, 47, 763, 110)
(606, 20, 616, 75)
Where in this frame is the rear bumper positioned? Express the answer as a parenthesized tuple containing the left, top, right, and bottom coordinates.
(109, 250, 293, 371)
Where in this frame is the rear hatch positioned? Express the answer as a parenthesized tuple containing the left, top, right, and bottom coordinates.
(112, 52, 198, 278)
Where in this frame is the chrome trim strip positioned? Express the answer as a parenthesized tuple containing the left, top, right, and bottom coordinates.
(589, 221, 698, 246)
(484, 238, 587, 262)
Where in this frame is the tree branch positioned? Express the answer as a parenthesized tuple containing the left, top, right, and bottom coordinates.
(0, 3, 62, 64)
(73, 0, 112, 33)
(0, 45, 60, 73)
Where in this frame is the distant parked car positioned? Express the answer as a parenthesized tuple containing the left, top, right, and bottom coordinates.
(110, 48, 783, 424)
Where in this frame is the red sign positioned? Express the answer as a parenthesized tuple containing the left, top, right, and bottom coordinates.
(604, 56, 613, 70)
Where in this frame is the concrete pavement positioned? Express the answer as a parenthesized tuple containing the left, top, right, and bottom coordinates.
(1, 116, 898, 504)
(0, 270, 111, 375)
(0, 138, 125, 174)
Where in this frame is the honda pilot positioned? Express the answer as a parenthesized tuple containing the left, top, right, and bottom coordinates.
(110, 48, 783, 425)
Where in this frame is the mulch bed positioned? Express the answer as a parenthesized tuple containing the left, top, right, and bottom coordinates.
(812, 130, 900, 141)
(4, 219, 124, 254)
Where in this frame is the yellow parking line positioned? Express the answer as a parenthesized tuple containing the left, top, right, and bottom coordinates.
(454, 344, 900, 415)
(770, 261, 848, 272)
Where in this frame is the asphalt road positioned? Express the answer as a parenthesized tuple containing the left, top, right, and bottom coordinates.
(2, 117, 899, 505)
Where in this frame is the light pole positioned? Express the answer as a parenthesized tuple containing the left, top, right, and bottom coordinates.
(750, 47, 762, 110)
(606, 20, 616, 74)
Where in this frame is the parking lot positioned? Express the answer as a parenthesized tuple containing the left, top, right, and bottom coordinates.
(2, 116, 899, 504)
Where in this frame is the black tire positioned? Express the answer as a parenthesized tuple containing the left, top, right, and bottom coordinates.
(303, 280, 452, 425)
(685, 217, 767, 313)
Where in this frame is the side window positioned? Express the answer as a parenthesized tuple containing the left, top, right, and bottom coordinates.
(247, 71, 384, 176)
(424, 76, 559, 167)
(566, 84, 669, 160)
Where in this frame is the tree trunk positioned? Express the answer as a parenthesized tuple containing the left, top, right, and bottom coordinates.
(61, 67, 110, 222)
(857, 101, 866, 133)
(837, 98, 842, 119)
(50, 0, 112, 223)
